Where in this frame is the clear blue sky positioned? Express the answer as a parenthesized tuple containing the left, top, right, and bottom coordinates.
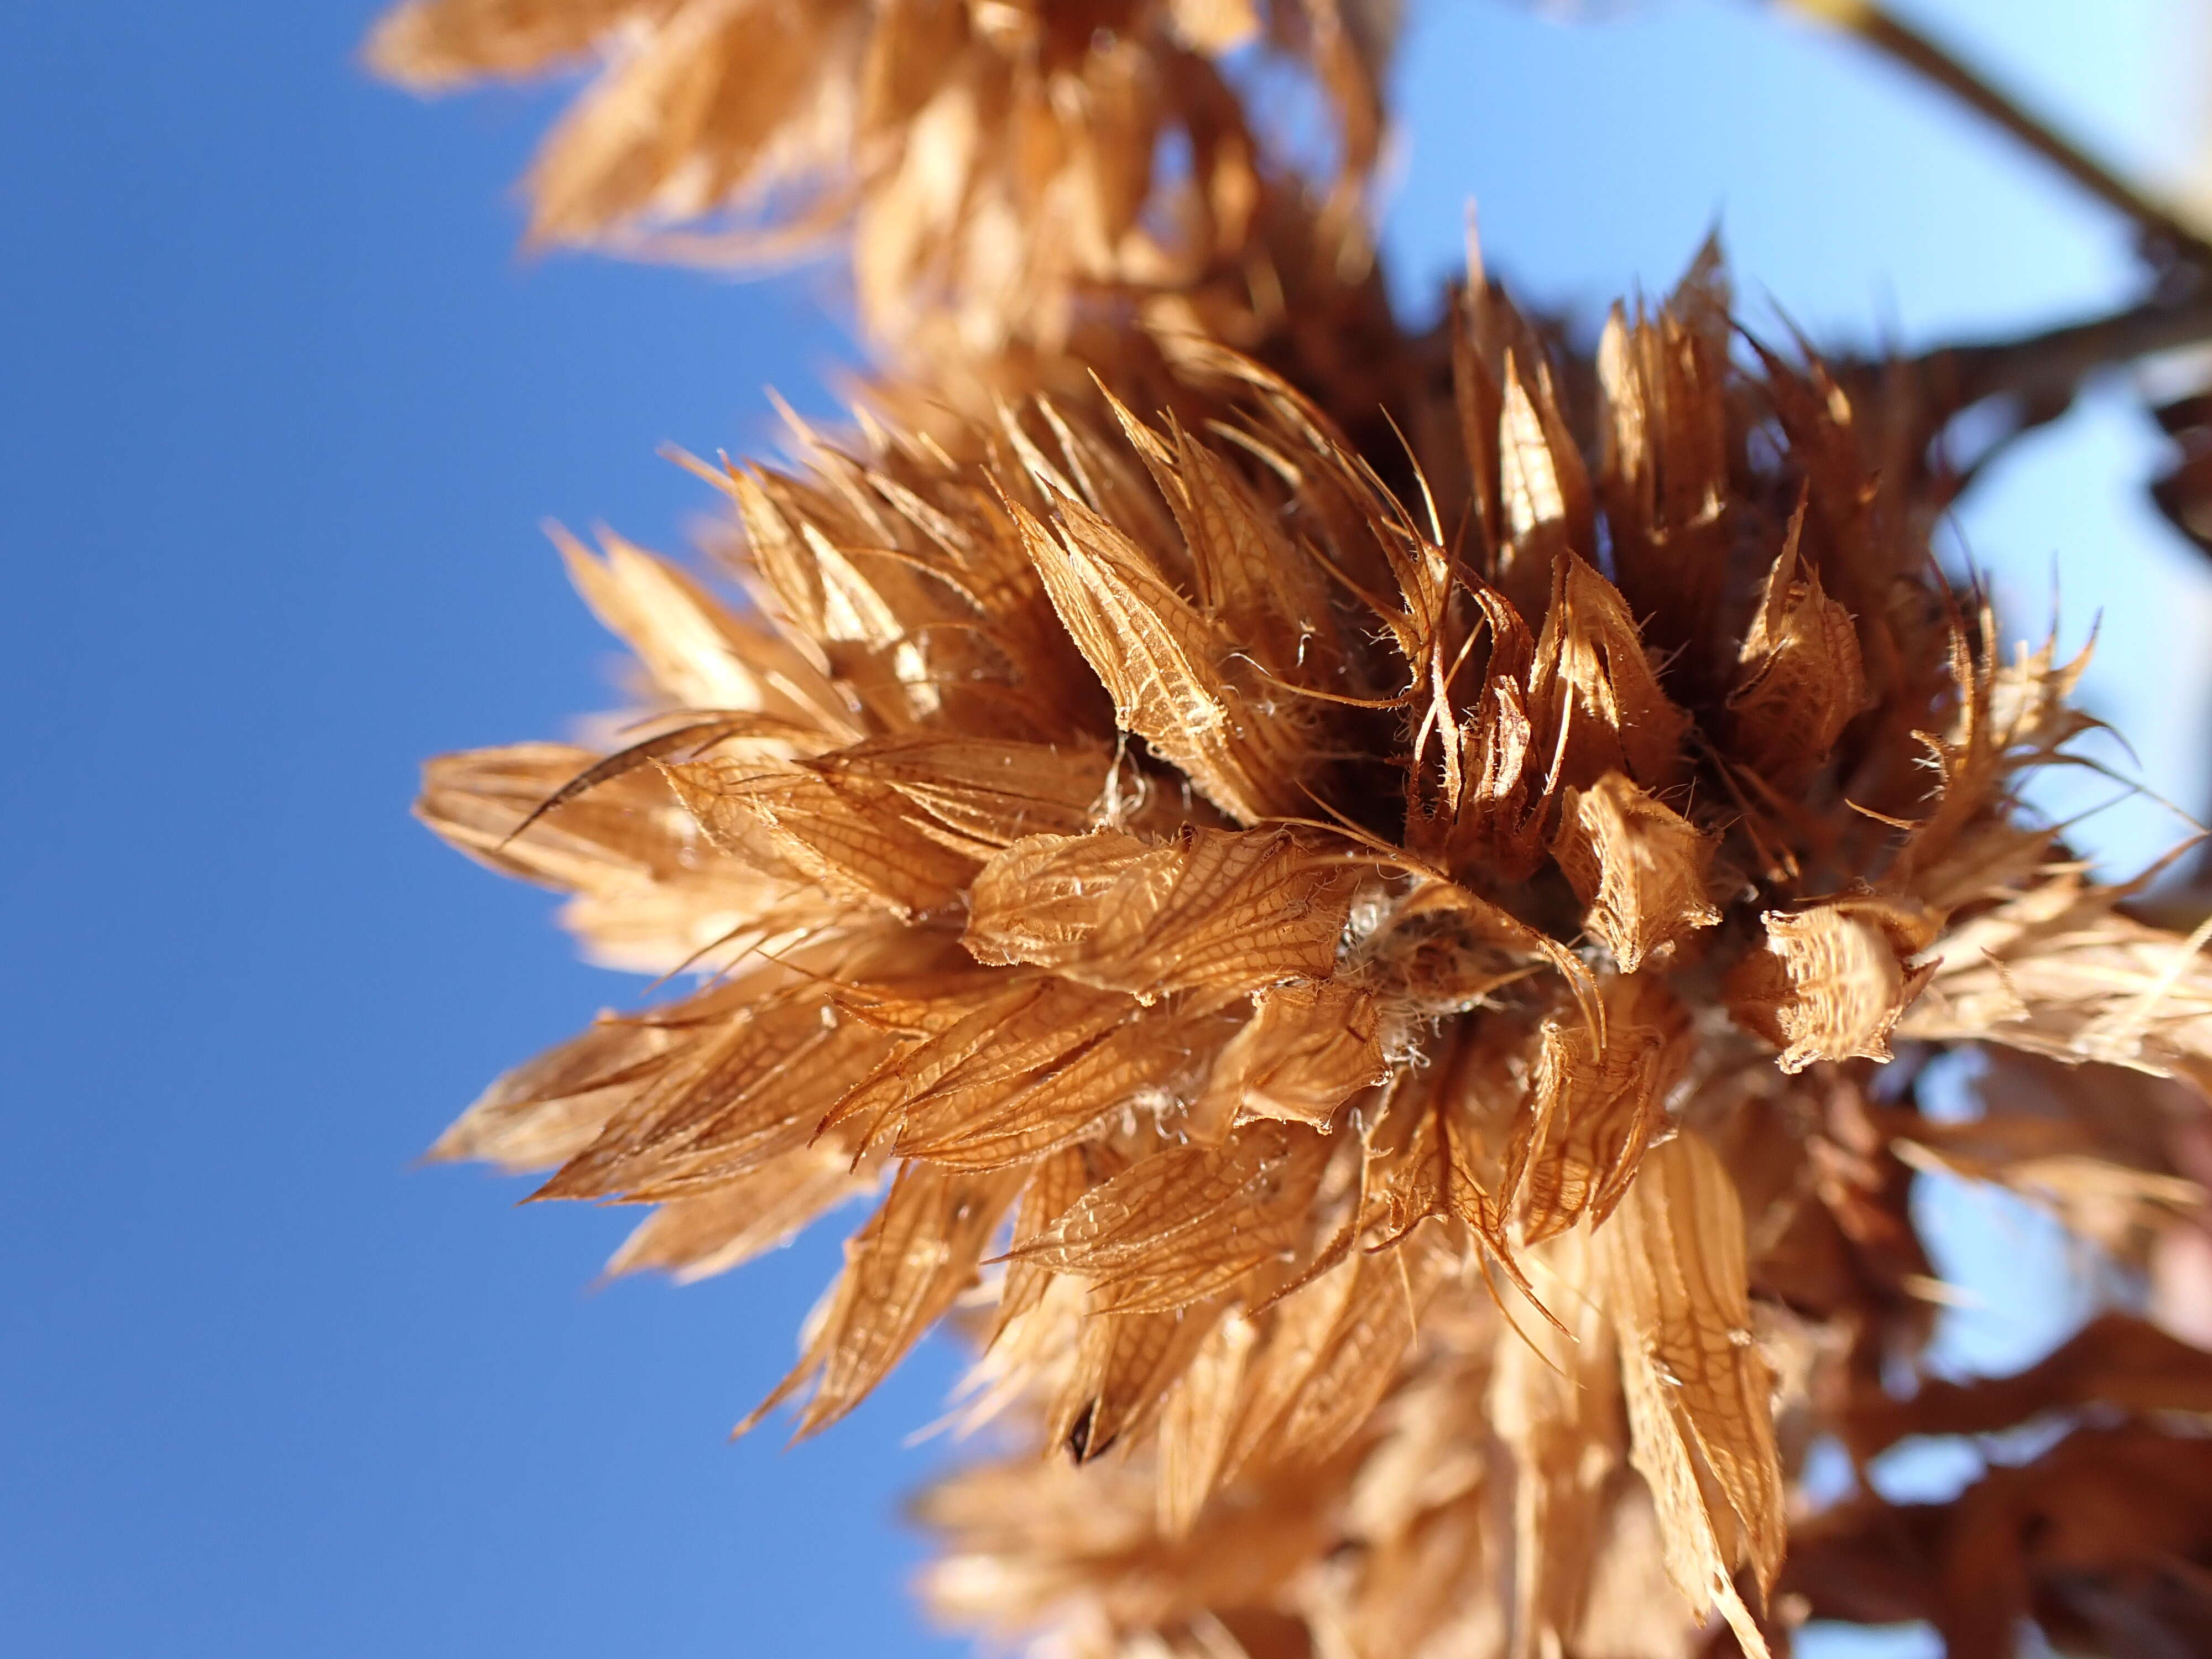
(3, 3, 2204, 1655)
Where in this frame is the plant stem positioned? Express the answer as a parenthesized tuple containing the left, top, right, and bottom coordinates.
(1898, 287, 2212, 415)
(1814, 288, 2212, 500)
(1775, 0, 2212, 269)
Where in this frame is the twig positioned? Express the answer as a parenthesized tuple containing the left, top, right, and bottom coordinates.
(1811, 286, 2212, 503)
(1894, 286, 2212, 416)
(1775, 0, 2212, 269)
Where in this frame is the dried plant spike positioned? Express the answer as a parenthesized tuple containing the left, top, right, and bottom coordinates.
(401, 209, 2212, 1659)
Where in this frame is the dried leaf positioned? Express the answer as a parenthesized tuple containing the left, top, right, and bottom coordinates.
(1015, 1123, 1329, 1314)
(366, 0, 648, 88)
(418, 742, 838, 972)
(1490, 1227, 1621, 1659)
(1902, 873, 2212, 1078)
(811, 733, 1110, 853)
(661, 753, 978, 919)
(893, 997, 1243, 1169)
(1594, 251, 1733, 680)
(605, 1144, 878, 1284)
(1724, 508, 1869, 783)
(538, 978, 897, 1201)
(429, 1014, 681, 1172)
(822, 972, 1135, 1155)
(1225, 1236, 1449, 1480)
(1012, 493, 1318, 822)
(1051, 1303, 1228, 1463)
(557, 525, 849, 727)
(1156, 1312, 1256, 1537)
(1168, 0, 1262, 53)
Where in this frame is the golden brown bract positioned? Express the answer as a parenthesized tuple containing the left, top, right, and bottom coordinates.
(1551, 772, 1719, 973)
(1728, 899, 1938, 1073)
(1595, 1132, 1786, 1659)
(1506, 974, 1689, 1245)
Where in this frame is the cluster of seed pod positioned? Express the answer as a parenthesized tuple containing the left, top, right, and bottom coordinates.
(383, 4, 2212, 1656)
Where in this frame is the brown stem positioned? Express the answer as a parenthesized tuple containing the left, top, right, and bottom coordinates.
(1895, 286, 2212, 415)
(1818, 287, 2212, 504)
(1775, 0, 2212, 268)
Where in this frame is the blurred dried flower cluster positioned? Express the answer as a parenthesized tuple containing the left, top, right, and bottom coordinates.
(380, 3, 2212, 1655)
(367, 0, 1394, 365)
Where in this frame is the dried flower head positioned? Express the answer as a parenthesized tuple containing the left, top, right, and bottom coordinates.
(365, 0, 1395, 356)
(420, 234, 2212, 1657)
